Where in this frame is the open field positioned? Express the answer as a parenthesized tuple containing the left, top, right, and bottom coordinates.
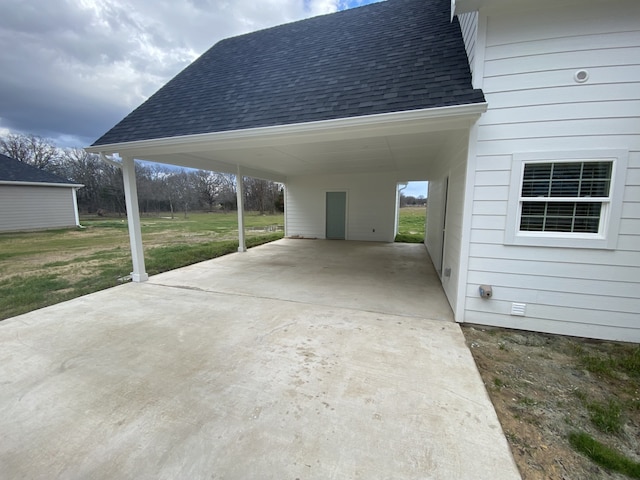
(0, 211, 283, 320)
(395, 205, 426, 242)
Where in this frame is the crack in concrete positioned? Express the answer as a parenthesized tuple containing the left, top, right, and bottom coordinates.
(147, 282, 442, 322)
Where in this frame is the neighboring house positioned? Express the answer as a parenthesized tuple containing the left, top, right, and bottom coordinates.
(0, 153, 83, 232)
(86, 0, 639, 342)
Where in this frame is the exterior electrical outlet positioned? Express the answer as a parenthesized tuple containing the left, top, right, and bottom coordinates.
(479, 285, 492, 299)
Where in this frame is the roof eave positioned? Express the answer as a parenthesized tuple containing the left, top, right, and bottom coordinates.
(86, 103, 488, 156)
(0, 181, 84, 188)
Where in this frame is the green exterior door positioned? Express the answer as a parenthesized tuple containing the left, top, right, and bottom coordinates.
(326, 191, 346, 240)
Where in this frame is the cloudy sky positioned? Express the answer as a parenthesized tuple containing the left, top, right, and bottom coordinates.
(0, 0, 385, 149)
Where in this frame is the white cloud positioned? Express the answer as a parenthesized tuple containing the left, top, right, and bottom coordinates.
(0, 0, 383, 147)
(306, 0, 341, 15)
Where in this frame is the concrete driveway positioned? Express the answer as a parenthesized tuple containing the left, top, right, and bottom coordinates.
(0, 239, 521, 479)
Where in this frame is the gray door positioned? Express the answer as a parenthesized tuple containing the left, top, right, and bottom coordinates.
(326, 192, 346, 240)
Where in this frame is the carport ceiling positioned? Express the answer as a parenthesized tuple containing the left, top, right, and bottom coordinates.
(88, 105, 486, 181)
(145, 129, 464, 178)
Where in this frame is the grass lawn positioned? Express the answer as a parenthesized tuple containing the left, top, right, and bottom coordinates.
(0, 212, 284, 320)
(1, 208, 424, 321)
(395, 206, 426, 243)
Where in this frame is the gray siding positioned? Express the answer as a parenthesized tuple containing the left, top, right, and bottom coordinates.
(0, 185, 78, 232)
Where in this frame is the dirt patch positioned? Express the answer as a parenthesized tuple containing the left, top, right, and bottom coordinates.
(462, 326, 640, 480)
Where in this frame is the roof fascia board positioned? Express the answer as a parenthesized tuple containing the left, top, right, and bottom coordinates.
(0, 181, 84, 188)
(86, 103, 488, 156)
(118, 115, 479, 158)
(454, 0, 528, 13)
(455, 0, 582, 14)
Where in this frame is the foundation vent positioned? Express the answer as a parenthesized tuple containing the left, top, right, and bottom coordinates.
(511, 303, 527, 316)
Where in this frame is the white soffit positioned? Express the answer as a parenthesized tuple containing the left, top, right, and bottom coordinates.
(86, 104, 487, 180)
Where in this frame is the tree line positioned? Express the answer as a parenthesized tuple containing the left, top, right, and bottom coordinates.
(399, 194, 427, 207)
(1, 133, 283, 216)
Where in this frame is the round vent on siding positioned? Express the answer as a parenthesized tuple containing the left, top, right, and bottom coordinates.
(574, 70, 589, 83)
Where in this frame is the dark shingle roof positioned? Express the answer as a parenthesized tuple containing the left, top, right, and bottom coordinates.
(0, 153, 77, 185)
(93, 0, 484, 146)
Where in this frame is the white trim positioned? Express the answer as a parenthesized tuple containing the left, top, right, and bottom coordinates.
(85, 104, 488, 154)
(72, 188, 81, 227)
(236, 165, 247, 252)
(99, 152, 122, 169)
(472, 11, 487, 90)
(121, 156, 148, 282)
(455, 121, 480, 323)
(87, 105, 486, 184)
(505, 149, 628, 250)
(395, 183, 408, 237)
(283, 184, 289, 238)
(0, 181, 84, 188)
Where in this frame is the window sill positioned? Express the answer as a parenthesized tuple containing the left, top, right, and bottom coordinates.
(504, 232, 614, 250)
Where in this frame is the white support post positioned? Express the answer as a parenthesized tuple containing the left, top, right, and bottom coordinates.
(236, 165, 247, 252)
(71, 187, 81, 227)
(121, 155, 149, 282)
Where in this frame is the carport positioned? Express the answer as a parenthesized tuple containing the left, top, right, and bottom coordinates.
(84, 0, 487, 291)
(0, 239, 520, 479)
(86, 105, 485, 284)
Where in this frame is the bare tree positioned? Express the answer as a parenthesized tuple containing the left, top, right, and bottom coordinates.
(217, 173, 237, 211)
(0, 133, 61, 172)
(193, 170, 221, 211)
(1, 131, 287, 216)
(100, 164, 126, 216)
(166, 171, 198, 218)
(135, 163, 171, 214)
(59, 148, 104, 212)
(244, 177, 281, 214)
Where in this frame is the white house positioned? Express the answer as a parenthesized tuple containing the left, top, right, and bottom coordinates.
(0, 153, 82, 232)
(86, 0, 639, 342)
(441, 0, 640, 342)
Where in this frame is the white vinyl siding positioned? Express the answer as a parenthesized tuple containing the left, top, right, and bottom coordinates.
(464, 0, 640, 341)
(286, 172, 397, 242)
(426, 179, 446, 275)
(0, 185, 78, 232)
(458, 11, 478, 72)
(426, 138, 470, 316)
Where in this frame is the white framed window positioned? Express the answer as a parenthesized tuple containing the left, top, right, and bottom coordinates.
(505, 150, 628, 249)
